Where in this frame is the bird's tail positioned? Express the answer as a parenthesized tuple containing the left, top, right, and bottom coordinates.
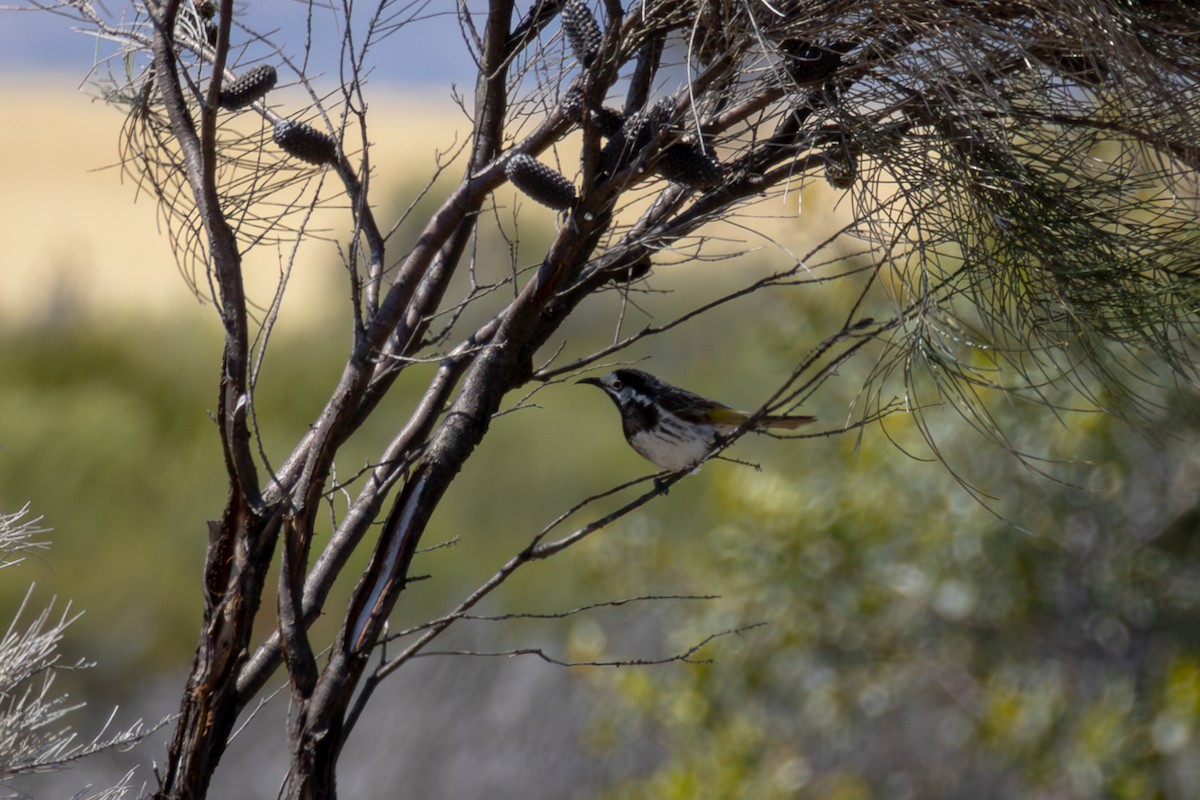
(758, 414, 817, 430)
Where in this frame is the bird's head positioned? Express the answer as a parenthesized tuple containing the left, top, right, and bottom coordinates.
(577, 368, 661, 410)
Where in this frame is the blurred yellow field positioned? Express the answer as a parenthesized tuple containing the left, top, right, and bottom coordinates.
(1, 78, 859, 331)
(0, 79, 469, 325)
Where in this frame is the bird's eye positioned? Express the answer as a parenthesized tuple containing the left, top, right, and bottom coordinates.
(612, 380, 623, 390)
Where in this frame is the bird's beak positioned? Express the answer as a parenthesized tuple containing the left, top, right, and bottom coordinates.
(576, 376, 603, 388)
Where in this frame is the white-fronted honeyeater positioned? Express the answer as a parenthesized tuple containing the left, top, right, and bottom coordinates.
(579, 369, 815, 471)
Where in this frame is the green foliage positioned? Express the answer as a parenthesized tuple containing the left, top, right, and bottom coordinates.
(0, 318, 374, 678)
(575, 368, 1200, 798)
(0, 178, 577, 689)
(1, 170, 1196, 796)
(0, 322, 219, 674)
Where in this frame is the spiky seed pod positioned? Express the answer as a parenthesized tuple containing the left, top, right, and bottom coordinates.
(563, 89, 625, 139)
(273, 120, 339, 166)
(824, 151, 857, 189)
(590, 105, 625, 139)
(779, 40, 845, 88)
(623, 97, 673, 146)
(561, 88, 586, 124)
(506, 154, 577, 210)
(218, 65, 278, 110)
(608, 254, 652, 284)
(656, 142, 725, 190)
(562, 0, 602, 68)
(601, 97, 672, 174)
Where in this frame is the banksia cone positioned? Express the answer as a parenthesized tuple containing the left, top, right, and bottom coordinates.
(779, 40, 847, 87)
(564, 89, 625, 138)
(608, 254, 652, 284)
(219, 64, 278, 110)
(562, 88, 586, 124)
(601, 97, 671, 174)
(562, 0, 602, 68)
(824, 151, 857, 189)
(273, 119, 339, 166)
(506, 154, 577, 210)
(656, 142, 725, 190)
(590, 105, 625, 139)
(623, 97, 672, 148)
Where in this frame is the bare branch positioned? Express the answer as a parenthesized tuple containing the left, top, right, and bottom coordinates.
(414, 623, 766, 668)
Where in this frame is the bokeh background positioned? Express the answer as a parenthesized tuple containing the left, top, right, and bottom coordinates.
(3, 6, 1200, 799)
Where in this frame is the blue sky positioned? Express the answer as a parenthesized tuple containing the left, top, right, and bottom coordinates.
(1, 2, 477, 89)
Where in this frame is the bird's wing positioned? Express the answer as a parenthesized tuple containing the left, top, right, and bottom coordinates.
(698, 405, 754, 426)
(660, 386, 809, 429)
(671, 398, 750, 426)
(651, 384, 705, 414)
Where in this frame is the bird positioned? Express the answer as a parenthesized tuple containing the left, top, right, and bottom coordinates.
(578, 368, 816, 472)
